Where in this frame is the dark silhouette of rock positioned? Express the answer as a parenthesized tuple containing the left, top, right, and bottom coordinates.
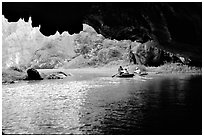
(26, 68, 70, 80)
(129, 51, 136, 64)
(26, 68, 43, 80)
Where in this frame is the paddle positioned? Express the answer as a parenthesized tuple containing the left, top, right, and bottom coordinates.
(112, 73, 119, 77)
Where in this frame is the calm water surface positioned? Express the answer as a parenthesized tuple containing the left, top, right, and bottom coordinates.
(2, 72, 202, 135)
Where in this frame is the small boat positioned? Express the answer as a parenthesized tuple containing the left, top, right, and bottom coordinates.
(134, 71, 148, 76)
(116, 73, 135, 78)
(138, 72, 148, 76)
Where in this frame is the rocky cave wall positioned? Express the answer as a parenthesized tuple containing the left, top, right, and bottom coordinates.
(83, 3, 202, 66)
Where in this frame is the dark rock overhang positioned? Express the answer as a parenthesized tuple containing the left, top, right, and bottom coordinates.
(83, 3, 202, 65)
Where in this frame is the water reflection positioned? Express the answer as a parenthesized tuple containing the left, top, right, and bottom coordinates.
(3, 81, 91, 134)
(2, 74, 202, 135)
(78, 75, 201, 134)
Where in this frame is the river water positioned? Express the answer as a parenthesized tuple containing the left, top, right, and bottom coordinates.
(2, 71, 202, 135)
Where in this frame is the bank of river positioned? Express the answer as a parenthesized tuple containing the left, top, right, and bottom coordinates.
(2, 70, 202, 135)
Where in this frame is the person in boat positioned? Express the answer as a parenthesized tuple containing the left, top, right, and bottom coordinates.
(134, 67, 141, 74)
(134, 67, 148, 76)
(118, 66, 124, 75)
(122, 68, 129, 74)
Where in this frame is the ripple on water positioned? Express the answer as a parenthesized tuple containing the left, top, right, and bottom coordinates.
(2, 76, 130, 135)
(3, 74, 201, 135)
(2, 81, 93, 134)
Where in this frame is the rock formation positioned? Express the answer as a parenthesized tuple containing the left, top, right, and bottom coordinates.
(26, 68, 43, 80)
(3, 2, 202, 66)
(83, 3, 201, 66)
(2, 15, 76, 69)
(26, 68, 70, 80)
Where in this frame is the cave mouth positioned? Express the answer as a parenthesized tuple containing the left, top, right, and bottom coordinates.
(2, 2, 202, 67)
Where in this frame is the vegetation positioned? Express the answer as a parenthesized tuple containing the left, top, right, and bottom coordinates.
(2, 67, 27, 84)
(28, 40, 67, 69)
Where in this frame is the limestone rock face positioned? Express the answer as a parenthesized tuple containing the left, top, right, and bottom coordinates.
(2, 16, 45, 69)
(84, 3, 201, 66)
(2, 16, 77, 69)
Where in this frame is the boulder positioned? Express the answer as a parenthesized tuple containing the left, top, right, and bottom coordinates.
(26, 68, 70, 80)
(26, 68, 43, 80)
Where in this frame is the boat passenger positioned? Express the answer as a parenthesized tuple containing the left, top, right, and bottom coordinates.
(123, 68, 129, 74)
(118, 66, 124, 75)
(134, 67, 141, 74)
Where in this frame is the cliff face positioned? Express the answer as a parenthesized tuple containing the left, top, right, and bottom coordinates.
(2, 16, 76, 69)
(2, 16, 45, 68)
(83, 3, 201, 66)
